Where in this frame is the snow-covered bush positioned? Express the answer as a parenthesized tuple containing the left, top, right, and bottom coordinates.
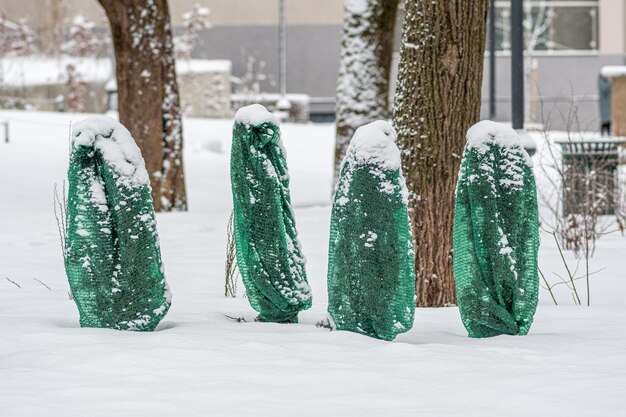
(231, 55, 270, 107)
(64, 64, 85, 112)
(64, 116, 171, 331)
(327, 120, 415, 341)
(61, 15, 110, 58)
(175, 3, 211, 60)
(0, 17, 37, 58)
(453, 121, 539, 338)
(230, 104, 312, 323)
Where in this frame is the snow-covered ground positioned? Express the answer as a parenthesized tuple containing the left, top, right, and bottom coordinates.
(1, 110, 625, 416)
(1, 56, 231, 87)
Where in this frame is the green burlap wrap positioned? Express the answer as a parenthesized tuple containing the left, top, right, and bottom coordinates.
(327, 121, 415, 341)
(65, 117, 171, 331)
(230, 104, 312, 323)
(453, 121, 539, 338)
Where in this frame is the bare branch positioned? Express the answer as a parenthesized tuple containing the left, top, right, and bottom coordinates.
(5, 277, 21, 288)
(539, 268, 558, 305)
(224, 210, 239, 298)
(33, 278, 51, 290)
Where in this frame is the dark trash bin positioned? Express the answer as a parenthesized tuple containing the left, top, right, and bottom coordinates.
(555, 139, 624, 216)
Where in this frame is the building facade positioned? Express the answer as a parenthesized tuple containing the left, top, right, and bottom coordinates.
(1, 0, 625, 128)
(479, 0, 626, 130)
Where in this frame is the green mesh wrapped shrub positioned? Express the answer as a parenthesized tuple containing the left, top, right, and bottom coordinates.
(230, 104, 312, 323)
(327, 120, 415, 341)
(65, 116, 171, 331)
(453, 120, 539, 338)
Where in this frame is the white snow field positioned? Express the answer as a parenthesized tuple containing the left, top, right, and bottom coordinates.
(1, 110, 625, 416)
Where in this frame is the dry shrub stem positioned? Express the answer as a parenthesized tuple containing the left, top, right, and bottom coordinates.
(536, 93, 625, 306)
(53, 181, 68, 263)
(224, 210, 239, 298)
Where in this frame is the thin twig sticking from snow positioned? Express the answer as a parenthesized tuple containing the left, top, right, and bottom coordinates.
(33, 278, 51, 290)
(53, 181, 67, 262)
(5, 277, 21, 288)
(538, 268, 558, 305)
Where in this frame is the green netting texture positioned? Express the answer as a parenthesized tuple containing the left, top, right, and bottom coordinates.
(453, 121, 539, 338)
(64, 117, 171, 331)
(327, 121, 415, 341)
(230, 105, 312, 323)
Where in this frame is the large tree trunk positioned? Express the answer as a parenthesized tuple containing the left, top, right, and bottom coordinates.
(392, 1, 489, 307)
(333, 0, 399, 187)
(98, 0, 187, 212)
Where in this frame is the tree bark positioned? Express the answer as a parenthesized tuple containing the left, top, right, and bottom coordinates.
(392, 0, 489, 307)
(98, 0, 187, 211)
(333, 0, 399, 187)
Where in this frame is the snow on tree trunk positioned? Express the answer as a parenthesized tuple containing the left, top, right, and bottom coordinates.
(327, 120, 415, 341)
(98, 0, 187, 212)
(453, 121, 539, 337)
(392, 0, 489, 307)
(333, 0, 399, 188)
(65, 117, 171, 331)
(230, 104, 312, 323)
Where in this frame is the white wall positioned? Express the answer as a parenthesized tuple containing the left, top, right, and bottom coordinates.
(599, 0, 626, 54)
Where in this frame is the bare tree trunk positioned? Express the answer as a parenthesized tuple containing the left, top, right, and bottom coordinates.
(98, 0, 187, 211)
(333, 0, 399, 187)
(392, 0, 489, 307)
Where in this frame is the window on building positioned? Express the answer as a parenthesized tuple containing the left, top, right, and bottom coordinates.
(494, 0, 599, 53)
(392, 1, 599, 54)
